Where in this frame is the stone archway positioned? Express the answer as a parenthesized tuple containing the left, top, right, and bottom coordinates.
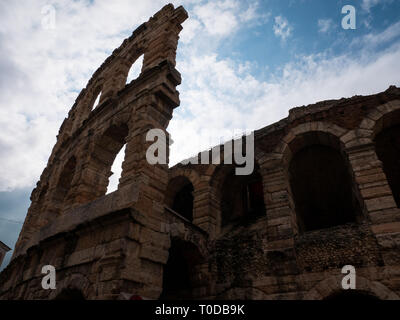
(165, 174, 196, 222)
(48, 273, 93, 300)
(270, 122, 363, 234)
(159, 237, 207, 300)
(304, 275, 400, 300)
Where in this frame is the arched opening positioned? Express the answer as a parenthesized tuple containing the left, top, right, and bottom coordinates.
(159, 239, 203, 300)
(375, 124, 400, 208)
(106, 144, 126, 194)
(54, 288, 85, 300)
(52, 156, 77, 213)
(220, 165, 266, 227)
(126, 54, 144, 84)
(91, 87, 102, 111)
(325, 290, 379, 300)
(166, 176, 194, 221)
(89, 123, 129, 199)
(288, 133, 362, 233)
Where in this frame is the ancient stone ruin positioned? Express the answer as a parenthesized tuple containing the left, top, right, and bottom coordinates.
(0, 4, 400, 300)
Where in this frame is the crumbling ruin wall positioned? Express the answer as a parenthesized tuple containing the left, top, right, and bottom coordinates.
(0, 4, 190, 300)
(1, 3, 400, 300)
(166, 86, 400, 300)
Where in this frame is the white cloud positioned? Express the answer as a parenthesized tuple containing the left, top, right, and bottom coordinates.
(318, 19, 333, 33)
(180, 18, 202, 44)
(351, 21, 400, 48)
(193, 0, 239, 37)
(0, 0, 267, 191)
(361, 0, 383, 11)
(0, 0, 399, 193)
(361, 0, 392, 12)
(239, 2, 270, 25)
(168, 41, 400, 165)
(273, 15, 292, 41)
(0, 0, 167, 191)
(189, 0, 268, 39)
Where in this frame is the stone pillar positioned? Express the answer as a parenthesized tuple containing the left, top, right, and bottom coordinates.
(259, 153, 299, 275)
(193, 178, 217, 236)
(345, 143, 400, 265)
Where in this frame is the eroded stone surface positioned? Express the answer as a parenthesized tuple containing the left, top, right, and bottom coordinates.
(1, 4, 400, 300)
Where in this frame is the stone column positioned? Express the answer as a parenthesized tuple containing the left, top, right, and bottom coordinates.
(345, 142, 400, 265)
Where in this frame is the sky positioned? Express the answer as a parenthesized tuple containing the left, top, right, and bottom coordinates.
(0, 0, 400, 271)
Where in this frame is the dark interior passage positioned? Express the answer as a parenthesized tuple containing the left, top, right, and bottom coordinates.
(172, 182, 194, 221)
(54, 288, 85, 300)
(375, 124, 400, 208)
(221, 167, 266, 227)
(159, 239, 202, 300)
(289, 144, 361, 232)
(325, 290, 379, 300)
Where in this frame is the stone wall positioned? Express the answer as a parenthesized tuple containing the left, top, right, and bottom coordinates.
(1, 4, 400, 300)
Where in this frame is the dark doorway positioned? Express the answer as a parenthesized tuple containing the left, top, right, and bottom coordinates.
(325, 290, 379, 300)
(159, 239, 202, 300)
(375, 124, 400, 208)
(54, 288, 85, 300)
(172, 182, 194, 221)
(289, 144, 361, 232)
(220, 166, 266, 227)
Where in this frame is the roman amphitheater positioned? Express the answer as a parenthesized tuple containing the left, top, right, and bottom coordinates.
(0, 4, 399, 300)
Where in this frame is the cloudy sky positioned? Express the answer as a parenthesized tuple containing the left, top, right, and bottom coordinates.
(1, 0, 400, 270)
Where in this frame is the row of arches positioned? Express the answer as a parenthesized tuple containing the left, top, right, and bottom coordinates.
(51, 286, 384, 300)
(165, 105, 400, 234)
(89, 55, 144, 112)
(50, 262, 397, 300)
(48, 103, 400, 232)
(45, 122, 130, 217)
(68, 51, 145, 135)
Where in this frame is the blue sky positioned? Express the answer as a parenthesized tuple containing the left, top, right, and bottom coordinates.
(0, 0, 400, 271)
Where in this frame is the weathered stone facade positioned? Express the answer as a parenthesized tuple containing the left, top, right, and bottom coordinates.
(1, 4, 400, 300)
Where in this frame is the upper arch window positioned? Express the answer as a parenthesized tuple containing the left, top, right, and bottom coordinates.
(126, 54, 144, 84)
(90, 124, 129, 198)
(91, 86, 102, 111)
(106, 144, 126, 195)
(288, 132, 362, 233)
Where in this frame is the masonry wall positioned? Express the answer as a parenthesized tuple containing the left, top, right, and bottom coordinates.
(1, 3, 400, 300)
(165, 86, 400, 300)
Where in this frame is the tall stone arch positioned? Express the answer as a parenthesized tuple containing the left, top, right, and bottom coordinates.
(12, 4, 188, 261)
(209, 157, 267, 236)
(48, 273, 93, 300)
(165, 167, 202, 222)
(260, 122, 352, 244)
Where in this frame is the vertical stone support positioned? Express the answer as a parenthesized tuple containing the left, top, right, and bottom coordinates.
(63, 131, 109, 208)
(260, 154, 297, 249)
(345, 144, 398, 224)
(142, 5, 187, 71)
(193, 178, 217, 237)
(342, 128, 400, 266)
(118, 92, 171, 231)
(100, 57, 134, 102)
